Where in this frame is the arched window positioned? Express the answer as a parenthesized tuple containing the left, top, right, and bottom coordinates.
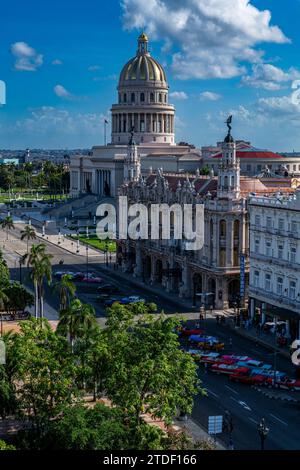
(234, 220, 240, 238)
(224, 176, 229, 189)
(131, 93, 135, 103)
(123, 93, 127, 103)
(150, 92, 154, 102)
(140, 92, 145, 102)
(159, 93, 162, 102)
(220, 220, 226, 238)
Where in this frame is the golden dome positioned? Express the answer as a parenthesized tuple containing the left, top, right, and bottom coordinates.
(119, 34, 167, 85)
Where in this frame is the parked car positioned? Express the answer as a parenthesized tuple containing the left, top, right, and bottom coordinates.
(211, 363, 250, 376)
(265, 377, 300, 391)
(120, 296, 145, 304)
(229, 370, 267, 385)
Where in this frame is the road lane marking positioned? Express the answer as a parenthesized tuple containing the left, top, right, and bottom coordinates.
(230, 397, 252, 411)
(206, 389, 220, 399)
(225, 385, 239, 395)
(270, 414, 288, 426)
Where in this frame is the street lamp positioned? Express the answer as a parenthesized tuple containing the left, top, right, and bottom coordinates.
(86, 245, 89, 278)
(257, 418, 269, 450)
(58, 229, 61, 245)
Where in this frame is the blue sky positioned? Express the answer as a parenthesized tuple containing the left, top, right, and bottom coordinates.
(1, 0, 300, 150)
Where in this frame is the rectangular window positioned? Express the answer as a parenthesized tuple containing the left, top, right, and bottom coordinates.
(278, 218, 284, 231)
(266, 217, 272, 228)
(277, 277, 283, 295)
(265, 273, 271, 292)
(255, 215, 261, 227)
(291, 220, 298, 234)
(254, 270, 260, 288)
(266, 240, 272, 257)
(290, 246, 297, 263)
(278, 244, 283, 259)
(289, 281, 296, 300)
(254, 239, 260, 254)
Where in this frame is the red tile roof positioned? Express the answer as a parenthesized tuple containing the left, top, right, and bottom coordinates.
(213, 150, 282, 160)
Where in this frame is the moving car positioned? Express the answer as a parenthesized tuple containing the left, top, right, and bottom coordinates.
(120, 296, 145, 304)
(53, 270, 75, 279)
(82, 273, 102, 283)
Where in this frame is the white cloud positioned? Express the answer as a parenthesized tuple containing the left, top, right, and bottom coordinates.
(54, 84, 75, 100)
(170, 91, 188, 100)
(121, 0, 289, 80)
(10, 42, 43, 71)
(258, 82, 300, 119)
(52, 59, 63, 65)
(241, 63, 300, 90)
(9, 107, 110, 147)
(200, 91, 221, 101)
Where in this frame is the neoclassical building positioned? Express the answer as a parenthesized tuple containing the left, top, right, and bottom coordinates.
(117, 123, 293, 310)
(70, 33, 198, 198)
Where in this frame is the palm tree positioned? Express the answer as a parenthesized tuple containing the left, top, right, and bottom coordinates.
(20, 225, 36, 253)
(27, 244, 53, 318)
(0, 216, 14, 241)
(53, 274, 76, 312)
(0, 287, 8, 336)
(57, 299, 96, 352)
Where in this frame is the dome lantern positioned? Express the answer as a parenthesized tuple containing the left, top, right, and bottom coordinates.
(138, 32, 149, 55)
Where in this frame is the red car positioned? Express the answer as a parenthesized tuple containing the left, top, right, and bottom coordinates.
(211, 363, 250, 375)
(199, 356, 236, 366)
(180, 328, 204, 337)
(229, 371, 266, 385)
(265, 377, 300, 391)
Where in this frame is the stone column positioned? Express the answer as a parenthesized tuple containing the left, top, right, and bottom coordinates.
(150, 114, 153, 133)
(138, 114, 141, 133)
(226, 219, 233, 267)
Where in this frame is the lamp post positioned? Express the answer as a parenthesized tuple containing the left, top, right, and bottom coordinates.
(257, 418, 269, 450)
(86, 245, 89, 278)
(58, 229, 61, 245)
(76, 230, 80, 254)
(105, 237, 109, 267)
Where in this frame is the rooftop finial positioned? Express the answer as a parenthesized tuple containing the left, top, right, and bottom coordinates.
(138, 32, 149, 55)
(224, 115, 234, 143)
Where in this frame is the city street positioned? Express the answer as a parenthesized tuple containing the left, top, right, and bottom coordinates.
(1, 223, 300, 451)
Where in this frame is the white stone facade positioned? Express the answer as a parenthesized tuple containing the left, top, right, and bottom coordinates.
(249, 191, 300, 339)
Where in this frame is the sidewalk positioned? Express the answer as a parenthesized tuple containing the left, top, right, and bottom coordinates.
(222, 316, 291, 359)
(173, 418, 226, 450)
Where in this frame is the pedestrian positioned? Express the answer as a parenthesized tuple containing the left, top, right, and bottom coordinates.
(229, 337, 233, 350)
(216, 315, 219, 324)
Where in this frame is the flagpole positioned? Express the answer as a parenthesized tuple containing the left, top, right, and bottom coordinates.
(104, 120, 108, 146)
